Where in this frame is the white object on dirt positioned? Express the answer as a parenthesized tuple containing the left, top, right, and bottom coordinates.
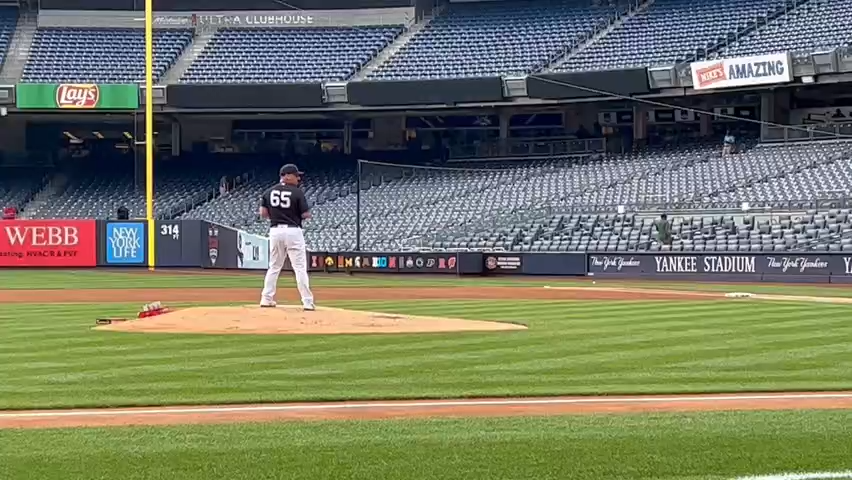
(725, 292, 756, 298)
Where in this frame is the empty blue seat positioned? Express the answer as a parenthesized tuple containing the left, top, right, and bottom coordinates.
(719, 0, 852, 57)
(180, 26, 403, 84)
(0, 7, 18, 68)
(22, 27, 193, 83)
(369, 0, 625, 80)
(558, 0, 790, 72)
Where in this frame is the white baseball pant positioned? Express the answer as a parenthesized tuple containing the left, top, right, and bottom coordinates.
(261, 226, 314, 307)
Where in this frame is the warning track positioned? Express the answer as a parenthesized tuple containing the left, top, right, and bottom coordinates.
(2, 392, 852, 429)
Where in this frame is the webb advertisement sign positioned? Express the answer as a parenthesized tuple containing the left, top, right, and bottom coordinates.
(16, 84, 140, 109)
(0, 220, 97, 267)
(690, 52, 793, 90)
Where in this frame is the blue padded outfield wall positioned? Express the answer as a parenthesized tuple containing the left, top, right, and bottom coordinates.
(3, 219, 852, 283)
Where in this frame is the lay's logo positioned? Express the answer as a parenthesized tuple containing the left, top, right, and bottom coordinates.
(695, 62, 726, 89)
(55, 84, 100, 109)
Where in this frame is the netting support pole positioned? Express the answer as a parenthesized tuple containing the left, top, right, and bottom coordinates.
(355, 159, 362, 251)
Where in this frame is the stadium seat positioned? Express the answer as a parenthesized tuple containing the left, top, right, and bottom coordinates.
(181, 26, 403, 84)
(22, 27, 192, 83)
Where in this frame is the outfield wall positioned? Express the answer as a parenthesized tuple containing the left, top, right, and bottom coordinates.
(3, 219, 852, 283)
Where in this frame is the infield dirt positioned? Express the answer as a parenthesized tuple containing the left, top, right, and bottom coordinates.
(95, 305, 527, 335)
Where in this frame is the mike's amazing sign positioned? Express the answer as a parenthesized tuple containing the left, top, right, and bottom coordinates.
(690, 53, 793, 90)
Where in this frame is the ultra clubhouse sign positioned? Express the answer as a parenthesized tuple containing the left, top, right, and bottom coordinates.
(588, 254, 846, 276)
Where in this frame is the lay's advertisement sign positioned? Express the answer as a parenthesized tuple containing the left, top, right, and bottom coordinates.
(16, 84, 140, 109)
(690, 52, 793, 90)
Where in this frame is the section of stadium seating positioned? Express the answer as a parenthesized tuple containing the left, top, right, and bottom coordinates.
(181, 26, 403, 83)
(6, 138, 852, 253)
(440, 209, 852, 252)
(22, 28, 192, 83)
(714, 149, 852, 205)
(558, 0, 791, 72)
(570, 142, 852, 209)
(368, 0, 625, 80)
(719, 0, 852, 58)
(167, 140, 851, 252)
(182, 165, 358, 238)
(21, 161, 252, 220)
(0, 8, 17, 70)
(0, 168, 45, 213)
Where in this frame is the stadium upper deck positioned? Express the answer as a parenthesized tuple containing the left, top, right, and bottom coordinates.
(0, 0, 847, 84)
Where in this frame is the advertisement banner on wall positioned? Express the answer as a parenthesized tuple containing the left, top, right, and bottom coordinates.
(690, 52, 792, 90)
(395, 253, 457, 273)
(105, 222, 146, 265)
(237, 231, 269, 270)
(0, 220, 97, 267)
(588, 254, 838, 276)
(483, 253, 586, 276)
(201, 222, 239, 269)
(834, 256, 852, 276)
(484, 254, 523, 274)
(588, 254, 645, 274)
(308, 252, 333, 272)
(16, 83, 140, 109)
(305, 252, 459, 274)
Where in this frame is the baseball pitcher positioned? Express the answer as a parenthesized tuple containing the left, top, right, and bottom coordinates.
(259, 164, 315, 310)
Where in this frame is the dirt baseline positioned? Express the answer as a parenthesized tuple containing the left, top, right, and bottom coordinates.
(0, 286, 719, 304)
(2, 392, 852, 429)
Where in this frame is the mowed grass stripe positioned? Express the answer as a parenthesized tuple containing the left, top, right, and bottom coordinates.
(3, 411, 852, 480)
(1, 300, 852, 408)
(0, 270, 551, 290)
(9, 269, 852, 299)
(0, 302, 797, 368)
(0, 301, 840, 366)
(0, 302, 844, 370)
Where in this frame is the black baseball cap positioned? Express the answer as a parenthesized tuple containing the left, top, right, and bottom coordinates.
(279, 164, 304, 176)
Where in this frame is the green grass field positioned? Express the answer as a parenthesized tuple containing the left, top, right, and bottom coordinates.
(5, 269, 852, 297)
(2, 270, 852, 479)
(2, 271, 852, 409)
(2, 411, 851, 480)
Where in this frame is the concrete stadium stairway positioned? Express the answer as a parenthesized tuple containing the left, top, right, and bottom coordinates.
(0, 9, 36, 84)
(545, 0, 655, 72)
(350, 6, 442, 81)
(160, 30, 216, 84)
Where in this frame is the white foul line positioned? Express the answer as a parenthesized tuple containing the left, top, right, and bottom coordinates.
(734, 472, 852, 480)
(1, 392, 852, 419)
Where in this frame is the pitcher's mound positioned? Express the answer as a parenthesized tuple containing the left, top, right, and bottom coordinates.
(94, 306, 527, 335)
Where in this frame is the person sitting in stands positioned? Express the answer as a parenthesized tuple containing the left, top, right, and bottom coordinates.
(654, 214, 673, 246)
(723, 131, 736, 156)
